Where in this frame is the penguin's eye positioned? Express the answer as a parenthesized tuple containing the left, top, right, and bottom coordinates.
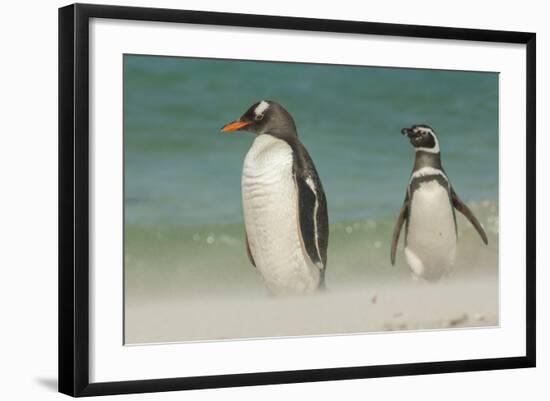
(255, 113, 264, 121)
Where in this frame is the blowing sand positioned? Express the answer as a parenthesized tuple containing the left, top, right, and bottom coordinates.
(125, 274, 498, 344)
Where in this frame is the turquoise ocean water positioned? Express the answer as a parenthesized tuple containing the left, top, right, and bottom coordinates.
(124, 55, 499, 300)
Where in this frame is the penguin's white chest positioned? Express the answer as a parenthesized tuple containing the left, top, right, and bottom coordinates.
(405, 179, 457, 280)
(242, 135, 320, 294)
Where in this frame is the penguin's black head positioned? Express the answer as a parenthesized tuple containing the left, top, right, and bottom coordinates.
(221, 100, 298, 138)
(401, 124, 440, 153)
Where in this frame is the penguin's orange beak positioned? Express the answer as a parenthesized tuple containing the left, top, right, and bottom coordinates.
(221, 120, 252, 132)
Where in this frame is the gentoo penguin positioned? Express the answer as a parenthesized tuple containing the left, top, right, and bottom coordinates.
(221, 100, 328, 295)
(391, 124, 488, 281)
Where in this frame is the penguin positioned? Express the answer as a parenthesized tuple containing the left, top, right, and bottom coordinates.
(221, 100, 329, 295)
(391, 124, 488, 281)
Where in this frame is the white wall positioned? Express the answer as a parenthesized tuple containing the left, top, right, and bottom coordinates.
(0, 0, 546, 399)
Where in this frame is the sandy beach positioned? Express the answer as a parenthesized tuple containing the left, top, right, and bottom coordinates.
(125, 273, 498, 344)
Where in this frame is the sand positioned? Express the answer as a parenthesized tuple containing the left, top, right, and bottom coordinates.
(124, 273, 498, 344)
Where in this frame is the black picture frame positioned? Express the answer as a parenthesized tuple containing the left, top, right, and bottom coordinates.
(58, 3, 536, 397)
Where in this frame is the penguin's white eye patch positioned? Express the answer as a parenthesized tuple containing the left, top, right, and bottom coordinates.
(254, 100, 270, 116)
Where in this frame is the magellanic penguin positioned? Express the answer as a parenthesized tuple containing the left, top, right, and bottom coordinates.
(221, 100, 329, 295)
(391, 124, 488, 281)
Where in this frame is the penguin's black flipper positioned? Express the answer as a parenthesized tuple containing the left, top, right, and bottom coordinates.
(244, 231, 256, 268)
(451, 188, 488, 245)
(295, 173, 328, 271)
(391, 194, 409, 266)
